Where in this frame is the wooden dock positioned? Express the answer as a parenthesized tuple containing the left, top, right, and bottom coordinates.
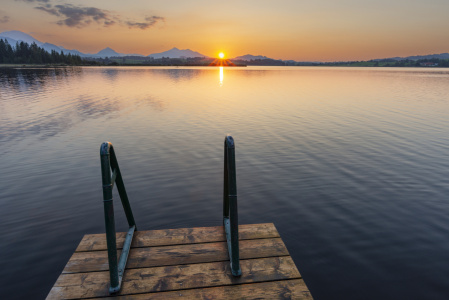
(47, 223, 312, 299)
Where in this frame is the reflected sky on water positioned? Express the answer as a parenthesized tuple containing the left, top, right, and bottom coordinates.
(1, 66, 449, 299)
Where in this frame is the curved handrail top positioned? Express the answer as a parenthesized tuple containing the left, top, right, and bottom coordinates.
(100, 141, 113, 156)
(225, 135, 235, 148)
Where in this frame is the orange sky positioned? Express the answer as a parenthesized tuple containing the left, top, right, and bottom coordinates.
(1, 0, 449, 61)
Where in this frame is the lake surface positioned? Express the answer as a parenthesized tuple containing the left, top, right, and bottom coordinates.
(1, 66, 449, 299)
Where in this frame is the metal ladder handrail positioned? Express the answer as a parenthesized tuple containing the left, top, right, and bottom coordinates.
(223, 135, 242, 276)
(100, 137, 241, 291)
(100, 142, 137, 294)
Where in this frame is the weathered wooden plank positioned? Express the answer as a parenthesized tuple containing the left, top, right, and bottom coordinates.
(76, 223, 280, 252)
(96, 279, 313, 299)
(47, 257, 301, 300)
(64, 238, 289, 274)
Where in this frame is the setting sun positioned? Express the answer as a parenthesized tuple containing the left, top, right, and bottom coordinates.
(219, 52, 225, 59)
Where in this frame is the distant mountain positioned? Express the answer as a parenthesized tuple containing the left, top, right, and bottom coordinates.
(2, 30, 447, 63)
(232, 54, 271, 61)
(90, 47, 145, 58)
(0, 36, 18, 47)
(0, 30, 90, 57)
(95, 47, 122, 57)
(148, 47, 206, 59)
(41, 42, 63, 53)
(0, 30, 43, 46)
(374, 53, 449, 61)
(0, 30, 281, 61)
(403, 53, 449, 60)
(60, 47, 87, 57)
(0, 30, 145, 58)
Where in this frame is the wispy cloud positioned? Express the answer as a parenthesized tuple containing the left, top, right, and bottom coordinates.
(35, 5, 59, 16)
(0, 10, 10, 23)
(32, 2, 164, 29)
(126, 16, 165, 29)
(35, 4, 115, 28)
(16, 0, 50, 2)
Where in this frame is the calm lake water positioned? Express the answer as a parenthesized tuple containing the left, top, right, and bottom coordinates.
(1, 66, 449, 299)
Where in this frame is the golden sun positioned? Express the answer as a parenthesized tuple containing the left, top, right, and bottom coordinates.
(219, 52, 225, 59)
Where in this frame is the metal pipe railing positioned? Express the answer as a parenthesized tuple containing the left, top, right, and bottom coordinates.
(100, 142, 137, 294)
(100, 137, 240, 288)
(223, 135, 241, 276)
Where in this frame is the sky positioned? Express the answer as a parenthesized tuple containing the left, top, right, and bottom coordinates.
(1, 0, 449, 61)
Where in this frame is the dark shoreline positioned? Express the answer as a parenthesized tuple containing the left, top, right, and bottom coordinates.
(1, 63, 448, 68)
(0, 64, 248, 68)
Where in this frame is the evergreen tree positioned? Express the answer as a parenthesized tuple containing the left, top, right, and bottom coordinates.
(0, 39, 84, 65)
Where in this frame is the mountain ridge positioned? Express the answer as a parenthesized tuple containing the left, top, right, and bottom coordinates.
(373, 53, 449, 61)
(1, 30, 448, 62)
(232, 54, 270, 61)
(95, 47, 121, 57)
(0, 30, 42, 46)
(147, 47, 206, 59)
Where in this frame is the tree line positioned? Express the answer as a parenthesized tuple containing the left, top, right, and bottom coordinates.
(319, 58, 449, 68)
(0, 39, 84, 65)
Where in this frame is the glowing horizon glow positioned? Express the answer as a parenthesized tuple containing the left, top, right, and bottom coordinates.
(219, 52, 225, 59)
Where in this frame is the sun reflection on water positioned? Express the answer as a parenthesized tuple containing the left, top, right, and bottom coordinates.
(219, 66, 223, 86)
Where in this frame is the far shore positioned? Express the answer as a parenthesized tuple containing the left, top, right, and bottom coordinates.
(0, 64, 77, 68)
(1, 63, 447, 69)
(0, 64, 248, 68)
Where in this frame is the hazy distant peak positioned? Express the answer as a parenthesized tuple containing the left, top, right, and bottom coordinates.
(96, 47, 121, 56)
(232, 54, 270, 61)
(41, 42, 62, 52)
(0, 30, 42, 46)
(148, 47, 206, 59)
(373, 52, 449, 61)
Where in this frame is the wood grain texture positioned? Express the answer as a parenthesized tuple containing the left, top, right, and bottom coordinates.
(64, 238, 289, 273)
(47, 223, 312, 300)
(96, 279, 312, 299)
(47, 257, 301, 300)
(75, 223, 280, 252)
